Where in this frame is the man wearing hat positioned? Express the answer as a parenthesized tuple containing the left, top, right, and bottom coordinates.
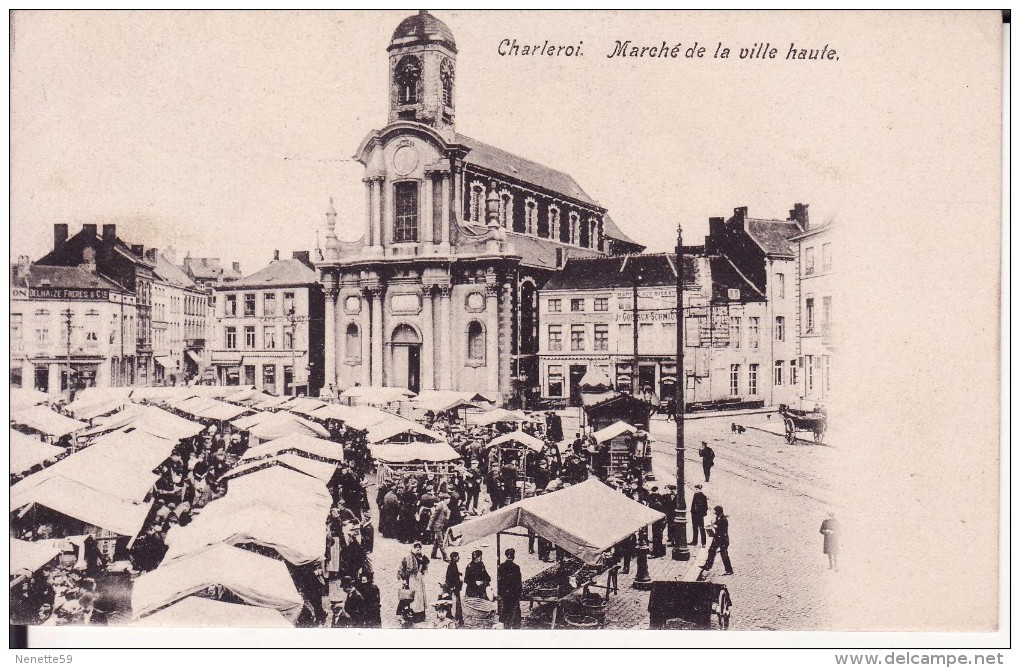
(663, 485, 678, 546)
(699, 441, 715, 482)
(496, 548, 523, 629)
(690, 484, 709, 546)
(429, 492, 452, 561)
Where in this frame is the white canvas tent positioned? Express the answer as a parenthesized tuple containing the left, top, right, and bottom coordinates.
(246, 413, 330, 442)
(473, 408, 541, 427)
(10, 429, 64, 475)
(11, 406, 87, 438)
(196, 401, 251, 422)
(81, 405, 205, 441)
(162, 502, 327, 565)
(488, 430, 545, 453)
(11, 476, 152, 538)
(309, 404, 393, 431)
(240, 434, 344, 464)
(369, 441, 461, 464)
(130, 543, 305, 622)
(592, 420, 638, 444)
(10, 538, 62, 577)
(448, 478, 665, 564)
(340, 385, 416, 406)
(285, 397, 327, 416)
(223, 455, 337, 484)
(366, 416, 445, 444)
(230, 411, 271, 432)
(225, 466, 333, 515)
(10, 387, 51, 410)
(131, 596, 293, 627)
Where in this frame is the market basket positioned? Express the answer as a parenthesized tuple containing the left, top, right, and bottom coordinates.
(462, 596, 498, 629)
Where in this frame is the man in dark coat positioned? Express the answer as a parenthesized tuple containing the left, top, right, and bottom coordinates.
(463, 550, 491, 599)
(701, 505, 733, 575)
(496, 548, 523, 629)
(357, 573, 382, 628)
(380, 485, 400, 538)
(647, 488, 667, 558)
(662, 485, 678, 545)
(445, 551, 464, 623)
(690, 484, 709, 546)
(699, 442, 715, 482)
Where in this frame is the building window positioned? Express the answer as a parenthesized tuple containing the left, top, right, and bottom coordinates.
(685, 317, 702, 347)
(822, 243, 832, 271)
(225, 326, 237, 349)
(440, 58, 454, 107)
(749, 364, 759, 395)
(775, 316, 786, 342)
(244, 365, 256, 386)
(467, 321, 485, 361)
(395, 55, 421, 105)
(548, 325, 563, 351)
(263, 364, 277, 392)
(570, 324, 585, 351)
(791, 360, 799, 386)
(588, 218, 599, 249)
(244, 293, 256, 316)
(394, 181, 419, 243)
(569, 211, 580, 245)
(749, 317, 761, 349)
(594, 324, 609, 351)
(822, 296, 832, 334)
(806, 355, 814, 392)
(524, 198, 537, 235)
(548, 299, 561, 313)
(264, 293, 276, 316)
(548, 365, 564, 397)
(824, 355, 832, 392)
(774, 360, 784, 386)
(776, 273, 785, 299)
(469, 182, 485, 223)
(264, 326, 276, 349)
(244, 326, 256, 349)
(730, 364, 740, 396)
(805, 247, 815, 275)
(11, 314, 22, 341)
(284, 292, 295, 315)
(805, 298, 815, 334)
(499, 191, 512, 229)
(570, 298, 585, 312)
(35, 327, 49, 344)
(346, 324, 361, 361)
(729, 317, 741, 348)
(11, 366, 22, 388)
(548, 205, 561, 241)
(593, 297, 609, 312)
(618, 323, 632, 353)
(284, 329, 294, 350)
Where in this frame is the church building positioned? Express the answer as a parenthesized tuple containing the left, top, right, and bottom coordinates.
(315, 11, 643, 405)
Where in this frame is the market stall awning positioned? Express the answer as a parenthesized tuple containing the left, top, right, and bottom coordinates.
(81, 405, 205, 441)
(309, 404, 393, 431)
(162, 502, 328, 565)
(67, 398, 129, 422)
(10, 387, 51, 410)
(196, 401, 250, 422)
(488, 430, 545, 452)
(11, 406, 87, 438)
(241, 434, 344, 464)
(131, 596, 293, 628)
(473, 407, 541, 426)
(131, 543, 305, 622)
(10, 538, 62, 577)
(174, 395, 221, 416)
(366, 416, 445, 444)
(251, 394, 294, 410)
(340, 385, 416, 405)
(285, 397, 327, 416)
(448, 478, 665, 565)
(225, 466, 333, 514)
(592, 420, 638, 444)
(246, 412, 330, 441)
(230, 411, 271, 431)
(223, 454, 337, 484)
(369, 441, 461, 464)
(12, 475, 152, 538)
(10, 429, 64, 475)
(412, 391, 482, 414)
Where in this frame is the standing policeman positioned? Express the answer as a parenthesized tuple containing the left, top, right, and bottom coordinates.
(701, 505, 734, 576)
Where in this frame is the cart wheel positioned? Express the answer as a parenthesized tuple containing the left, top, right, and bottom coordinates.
(784, 418, 796, 444)
(714, 589, 731, 630)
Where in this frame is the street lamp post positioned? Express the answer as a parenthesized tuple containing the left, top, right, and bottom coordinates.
(672, 225, 691, 561)
(287, 306, 298, 396)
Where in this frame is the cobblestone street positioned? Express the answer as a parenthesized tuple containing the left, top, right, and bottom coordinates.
(360, 409, 836, 631)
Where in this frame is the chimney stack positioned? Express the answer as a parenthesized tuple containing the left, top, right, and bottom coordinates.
(273, 250, 280, 261)
(292, 250, 311, 267)
(555, 248, 566, 269)
(232, 262, 241, 273)
(789, 203, 810, 228)
(16, 255, 31, 277)
(102, 224, 117, 243)
(54, 224, 69, 251)
(82, 223, 98, 239)
(131, 244, 145, 257)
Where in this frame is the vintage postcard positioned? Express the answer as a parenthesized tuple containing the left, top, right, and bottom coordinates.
(8, 9, 1004, 647)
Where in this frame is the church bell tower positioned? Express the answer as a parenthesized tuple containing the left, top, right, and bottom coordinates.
(387, 10, 458, 141)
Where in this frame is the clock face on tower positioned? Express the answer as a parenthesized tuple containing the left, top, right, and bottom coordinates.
(393, 144, 419, 176)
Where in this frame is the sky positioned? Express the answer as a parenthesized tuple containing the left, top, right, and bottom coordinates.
(10, 10, 859, 275)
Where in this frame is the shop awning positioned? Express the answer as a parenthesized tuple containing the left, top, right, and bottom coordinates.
(153, 356, 173, 369)
(11, 406, 87, 438)
(448, 478, 665, 565)
(488, 431, 545, 452)
(130, 543, 304, 622)
(185, 350, 204, 365)
(10, 429, 64, 475)
(162, 500, 329, 565)
(369, 441, 461, 464)
(211, 352, 243, 365)
(131, 597, 292, 628)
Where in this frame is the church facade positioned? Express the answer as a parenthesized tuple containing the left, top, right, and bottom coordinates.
(315, 11, 642, 405)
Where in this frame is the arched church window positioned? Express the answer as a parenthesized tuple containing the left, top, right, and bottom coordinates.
(588, 217, 599, 249)
(569, 211, 581, 245)
(469, 182, 485, 223)
(499, 191, 513, 229)
(549, 205, 561, 241)
(467, 321, 485, 361)
(441, 58, 455, 108)
(393, 181, 419, 243)
(524, 198, 538, 235)
(396, 56, 422, 105)
(346, 323, 361, 361)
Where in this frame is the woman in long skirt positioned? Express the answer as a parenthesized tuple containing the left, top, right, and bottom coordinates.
(397, 542, 430, 624)
(820, 511, 839, 571)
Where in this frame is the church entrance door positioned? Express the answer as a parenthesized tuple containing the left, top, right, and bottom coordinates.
(391, 324, 422, 394)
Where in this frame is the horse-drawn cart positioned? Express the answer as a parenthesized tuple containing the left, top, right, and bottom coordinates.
(648, 580, 732, 630)
(778, 404, 827, 444)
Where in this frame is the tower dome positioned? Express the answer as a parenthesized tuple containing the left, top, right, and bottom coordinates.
(389, 10, 457, 53)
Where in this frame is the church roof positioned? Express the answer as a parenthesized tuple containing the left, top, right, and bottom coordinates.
(226, 258, 317, 290)
(389, 10, 457, 53)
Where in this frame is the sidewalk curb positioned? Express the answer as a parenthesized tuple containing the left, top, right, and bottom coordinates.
(651, 406, 779, 422)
